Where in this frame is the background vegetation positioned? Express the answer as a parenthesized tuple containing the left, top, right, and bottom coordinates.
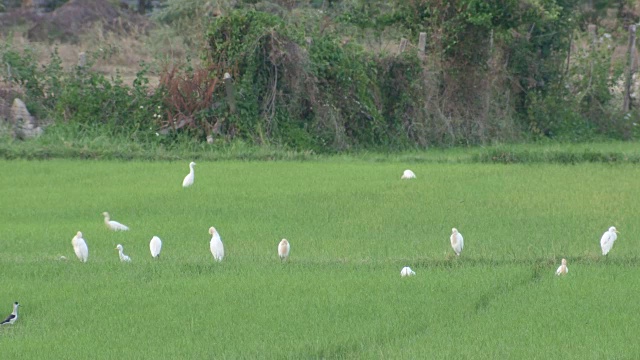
(0, 0, 638, 153)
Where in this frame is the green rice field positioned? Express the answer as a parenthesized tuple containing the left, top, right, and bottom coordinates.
(1, 159, 639, 358)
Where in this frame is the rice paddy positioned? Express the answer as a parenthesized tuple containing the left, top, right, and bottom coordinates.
(1, 159, 639, 358)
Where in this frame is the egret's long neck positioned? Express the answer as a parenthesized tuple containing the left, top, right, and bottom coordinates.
(190, 164, 195, 174)
(104, 215, 110, 224)
(12, 305, 18, 315)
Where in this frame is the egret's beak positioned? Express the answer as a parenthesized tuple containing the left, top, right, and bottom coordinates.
(616, 230, 620, 233)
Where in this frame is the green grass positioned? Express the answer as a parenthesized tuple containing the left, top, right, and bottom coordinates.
(3, 128, 640, 164)
(1, 159, 640, 358)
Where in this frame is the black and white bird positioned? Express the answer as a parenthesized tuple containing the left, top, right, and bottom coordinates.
(1, 302, 19, 325)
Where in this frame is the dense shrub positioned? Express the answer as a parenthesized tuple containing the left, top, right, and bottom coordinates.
(1, 44, 163, 139)
(204, 8, 453, 150)
(1, 0, 637, 151)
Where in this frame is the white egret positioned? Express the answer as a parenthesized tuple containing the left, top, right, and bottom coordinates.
(182, 161, 196, 187)
(0, 302, 19, 325)
(278, 239, 290, 261)
(71, 231, 89, 263)
(102, 212, 129, 231)
(600, 226, 619, 256)
(116, 244, 131, 262)
(400, 267, 416, 277)
(150, 236, 162, 259)
(401, 169, 416, 179)
(555, 258, 568, 276)
(450, 228, 464, 256)
(209, 227, 224, 262)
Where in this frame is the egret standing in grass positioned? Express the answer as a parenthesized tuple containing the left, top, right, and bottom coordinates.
(182, 162, 196, 187)
(71, 231, 88, 263)
(209, 227, 224, 262)
(116, 244, 131, 262)
(0, 302, 19, 325)
(450, 228, 464, 256)
(102, 212, 129, 231)
(401, 169, 416, 179)
(400, 267, 416, 277)
(150, 236, 162, 259)
(600, 226, 619, 256)
(555, 258, 568, 276)
(278, 239, 290, 261)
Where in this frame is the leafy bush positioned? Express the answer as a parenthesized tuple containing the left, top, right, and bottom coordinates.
(1, 0, 637, 152)
(203, 8, 444, 150)
(54, 62, 161, 136)
(1, 42, 163, 139)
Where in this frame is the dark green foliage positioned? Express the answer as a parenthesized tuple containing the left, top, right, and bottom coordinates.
(377, 54, 429, 147)
(54, 63, 160, 137)
(337, 0, 634, 143)
(474, 148, 640, 164)
(0, 0, 69, 12)
(42, 0, 70, 11)
(204, 8, 431, 150)
(1, 43, 164, 139)
(2, 46, 59, 119)
(2, 0, 637, 152)
(206, 10, 292, 141)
